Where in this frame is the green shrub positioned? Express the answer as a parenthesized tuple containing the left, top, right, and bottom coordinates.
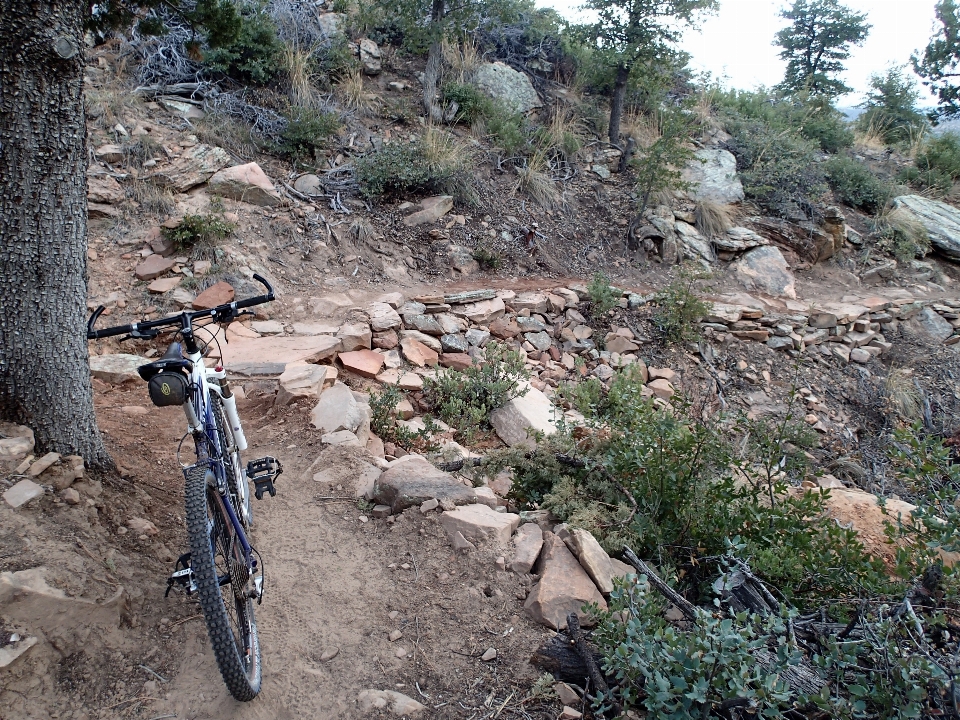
(277, 107, 340, 161)
(823, 155, 891, 213)
(441, 82, 491, 124)
(857, 66, 928, 147)
(369, 384, 439, 451)
(906, 131, 960, 192)
(587, 271, 619, 319)
(203, 3, 283, 85)
(162, 212, 235, 253)
(471, 246, 502, 270)
(441, 81, 528, 155)
(874, 206, 931, 262)
(654, 271, 712, 344)
(798, 108, 854, 153)
(423, 343, 527, 443)
(355, 142, 446, 198)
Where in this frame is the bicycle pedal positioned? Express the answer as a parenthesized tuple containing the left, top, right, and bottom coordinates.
(165, 553, 197, 597)
(247, 456, 282, 500)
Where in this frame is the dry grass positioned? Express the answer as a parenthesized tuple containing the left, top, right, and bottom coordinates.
(621, 111, 660, 148)
(538, 110, 584, 160)
(130, 180, 176, 215)
(515, 151, 561, 209)
(875, 205, 931, 261)
(194, 114, 259, 160)
(336, 70, 377, 114)
(85, 86, 142, 131)
(281, 43, 320, 109)
(694, 200, 734, 238)
(885, 368, 922, 421)
(422, 126, 475, 174)
(853, 118, 889, 153)
(122, 135, 162, 168)
(441, 37, 481, 83)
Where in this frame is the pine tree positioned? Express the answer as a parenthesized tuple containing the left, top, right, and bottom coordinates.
(774, 0, 871, 98)
(0, 1, 240, 468)
(914, 0, 960, 119)
(858, 66, 927, 145)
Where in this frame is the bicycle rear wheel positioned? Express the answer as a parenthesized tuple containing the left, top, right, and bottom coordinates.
(184, 465, 262, 701)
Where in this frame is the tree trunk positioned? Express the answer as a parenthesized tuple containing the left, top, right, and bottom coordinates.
(421, 0, 445, 124)
(607, 64, 630, 145)
(0, 1, 113, 470)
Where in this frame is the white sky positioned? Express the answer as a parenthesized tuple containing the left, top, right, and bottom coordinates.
(536, 0, 943, 106)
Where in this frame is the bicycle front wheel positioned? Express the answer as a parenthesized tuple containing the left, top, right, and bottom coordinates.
(184, 466, 262, 701)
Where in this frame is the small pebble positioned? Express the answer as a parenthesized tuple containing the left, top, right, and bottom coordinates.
(320, 647, 339, 662)
(388, 630, 403, 642)
(481, 648, 497, 661)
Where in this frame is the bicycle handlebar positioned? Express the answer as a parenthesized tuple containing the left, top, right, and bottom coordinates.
(87, 274, 275, 340)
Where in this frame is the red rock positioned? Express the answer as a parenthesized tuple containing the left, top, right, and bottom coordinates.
(340, 349, 385, 378)
(647, 367, 677, 382)
(439, 353, 473, 371)
(489, 317, 521, 339)
(134, 255, 176, 281)
(399, 337, 439, 367)
(373, 330, 399, 349)
(524, 533, 606, 630)
(192, 281, 235, 310)
(147, 276, 182, 294)
(647, 378, 675, 399)
(547, 346, 561, 362)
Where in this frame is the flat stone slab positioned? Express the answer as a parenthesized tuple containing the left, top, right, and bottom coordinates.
(4, 479, 44, 509)
(134, 255, 176, 281)
(489, 384, 559, 448)
(89, 354, 149, 384)
(510, 522, 544, 574)
(339, 350, 385, 378)
(524, 532, 606, 630)
(439, 504, 521, 547)
(311, 383, 365, 434)
(372, 456, 476, 512)
(222, 336, 340, 372)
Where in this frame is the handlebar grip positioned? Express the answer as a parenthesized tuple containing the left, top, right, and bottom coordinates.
(252, 273, 275, 300)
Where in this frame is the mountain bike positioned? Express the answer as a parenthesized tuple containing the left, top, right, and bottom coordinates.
(87, 274, 282, 701)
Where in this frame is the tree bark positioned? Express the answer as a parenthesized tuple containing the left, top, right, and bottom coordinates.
(421, 0, 446, 124)
(607, 64, 630, 145)
(0, 0, 113, 469)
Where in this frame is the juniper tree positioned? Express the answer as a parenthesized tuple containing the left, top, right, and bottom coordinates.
(0, 0, 240, 468)
(774, 0, 871, 98)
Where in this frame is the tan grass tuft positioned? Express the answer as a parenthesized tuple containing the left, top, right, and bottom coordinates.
(694, 199, 734, 238)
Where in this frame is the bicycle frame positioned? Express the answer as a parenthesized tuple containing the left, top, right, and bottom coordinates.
(180, 323, 256, 576)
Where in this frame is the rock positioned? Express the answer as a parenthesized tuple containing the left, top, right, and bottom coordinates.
(357, 689, 425, 716)
(147, 276, 182, 294)
(512, 292, 550, 313)
(207, 162, 281, 207)
(321, 430, 362, 447)
(27, 452, 60, 477)
(373, 330, 399, 350)
(904, 306, 954, 343)
(593, 364, 614, 382)
(146, 144, 230, 192)
(87, 202, 120, 219)
(89, 354, 149, 384)
(681, 148, 744, 204)
(398, 372, 423, 390)
(489, 317, 522, 339)
(358, 38, 381, 75)
(129, 517, 159, 536)
(371, 504, 392, 518)
(373, 456, 476, 512)
(251, 320, 284, 335)
(440, 504, 521, 546)
(732, 246, 796, 299)
(368, 303, 402, 332)
(295, 322, 341, 336)
(60, 488, 81, 505)
(223, 335, 340, 373)
(401, 330, 442, 352)
(420, 498, 440, 513)
(3, 479, 43, 509)
(490, 384, 559, 448)
(439, 353, 473, 370)
(337, 323, 373, 352)
(87, 175, 125, 204)
(481, 648, 497, 661)
(403, 196, 453, 227)
(451, 298, 506, 325)
(562, 528, 616, 594)
(604, 335, 639, 354)
(555, 683, 580, 706)
(276, 364, 329, 405)
(893, 195, 960, 260)
(317, 11, 345, 37)
(293, 174, 321, 195)
(309, 293, 356, 316)
(400, 337, 439, 367)
(404, 313, 444, 336)
(560, 707, 583, 720)
(524, 533, 607, 630)
(311, 383, 365, 434)
(525, 331, 553, 352)
(134, 255, 176, 281)
(448, 245, 480, 274)
(465, 329, 490, 347)
(192, 281, 235, 310)
(170, 288, 196, 308)
(472, 61, 542, 113)
(445, 289, 497, 304)
(340, 349, 385, 378)
(395, 399, 415, 420)
(440, 334, 469, 353)
(452, 531, 476, 551)
(647, 379, 675, 399)
(95, 143, 124, 163)
(0, 424, 34, 461)
(510, 523, 544, 574)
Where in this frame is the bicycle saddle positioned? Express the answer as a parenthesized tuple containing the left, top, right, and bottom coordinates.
(137, 342, 193, 381)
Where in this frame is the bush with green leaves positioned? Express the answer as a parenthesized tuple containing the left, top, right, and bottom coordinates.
(441, 82, 528, 155)
(203, 3, 283, 85)
(422, 343, 527, 443)
(277, 107, 340, 161)
(369, 384, 439, 451)
(654, 270, 712, 344)
(161, 212, 235, 253)
(355, 142, 449, 198)
(902, 131, 960, 192)
(823, 155, 891, 213)
(857, 65, 928, 147)
(587, 271, 619, 319)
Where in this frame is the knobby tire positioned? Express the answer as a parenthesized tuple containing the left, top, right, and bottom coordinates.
(184, 465, 262, 701)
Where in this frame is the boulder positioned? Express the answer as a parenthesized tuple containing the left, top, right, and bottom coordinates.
(404, 313, 444, 336)
(472, 62, 541, 114)
(89, 354, 149, 384)
(893, 195, 960, 260)
(450, 297, 505, 325)
(293, 174, 322, 195)
(337, 323, 372, 351)
(562, 528, 616, 594)
(339, 349, 385, 378)
(732, 246, 796, 299)
(134, 255, 176, 281)
(509, 523, 544, 574)
(524, 533, 607, 630)
(439, 504, 521, 547)
(444, 289, 497, 304)
(439, 353, 473, 370)
(372, 456, 476, 512)
(402, 196, 453, 227)
(321, 430, 362, 447)
(904, 306, 954, 343)
(192, 281, 235, 310)
(512, 292, 550, 313)
(146, 144, 230, 192)
(399, 337, 439, 367)
(223, 336, 340, 372)
(311, 383, 365, 434)
(440, 334, 469, 353)
(681, 148, 744, 204)
(276, 364, 330, 405)
(207, 162, 281, 207)
(368, 302, 402, 332)
(448, 245, 480, 274)
(400, 330, 442, 352)
(525, 331, 553, 352)
(95, 143, 124, 163)
(358, 38, 381, 75)
(714, 226, 768, 251)
(87, 175, 125, 204)
(489, 384, 559, 448)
